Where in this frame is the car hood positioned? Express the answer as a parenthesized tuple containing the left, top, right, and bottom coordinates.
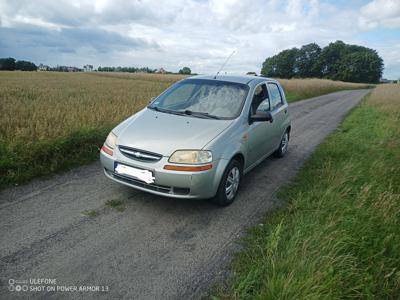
(116, 108, 233, 156)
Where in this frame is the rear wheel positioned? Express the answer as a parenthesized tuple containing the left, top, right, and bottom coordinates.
(212, 160, 242, 206)
(274, 130, 289, 158)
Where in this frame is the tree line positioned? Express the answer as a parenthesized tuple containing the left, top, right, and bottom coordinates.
(98, 66, 156, 73)
(0, 58, 37, 71)
(0, 58, 192, 75)
(261, 41, 383, 83)
(98, 66, 192, 74)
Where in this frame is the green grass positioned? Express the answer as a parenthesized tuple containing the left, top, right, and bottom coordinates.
(0, 127, 110, 186)
(105, 199, 125, 212)
(82, 209, 99, 217)
(214, 84, 400, 299)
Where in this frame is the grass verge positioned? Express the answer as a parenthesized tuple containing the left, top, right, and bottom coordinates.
(213, 84, 400, 299)
(0, 127, 110, 187)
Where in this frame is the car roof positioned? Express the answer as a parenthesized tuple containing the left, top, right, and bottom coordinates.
(187, 75, 276, 85)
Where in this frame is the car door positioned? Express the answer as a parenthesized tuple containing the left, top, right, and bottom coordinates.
(246, 83, 276, 167)
(267, 82, 289, 149)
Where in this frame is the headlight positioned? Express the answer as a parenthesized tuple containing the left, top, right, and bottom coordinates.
(105, 132, 117, 149)
(169, 150, 212, 164)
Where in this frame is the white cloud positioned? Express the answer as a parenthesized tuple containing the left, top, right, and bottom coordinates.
(359, 0, 400, 29)
(0, 0, 398, 78)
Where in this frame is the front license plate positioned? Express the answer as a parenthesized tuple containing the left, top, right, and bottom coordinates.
(114, 162, 155, 184)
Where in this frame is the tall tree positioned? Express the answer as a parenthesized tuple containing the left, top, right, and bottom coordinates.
(261, 40, 383, 83)
(261, 48, 298, 78)
(317, 40, 348, 79)
(179, 67, 191, 75)
(15, 60, 37, 71)
(0, 57, 16, 70)
(337, 51, 383, 83)
(294, 43, 322, 78)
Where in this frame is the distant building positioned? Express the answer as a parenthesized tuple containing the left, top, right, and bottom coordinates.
(67, 66, 80, 72)
(379, 78, 392, 84)
(38, 64, 50, 71)
(83, 64, 94, 72)
(156, 67, 166, 74)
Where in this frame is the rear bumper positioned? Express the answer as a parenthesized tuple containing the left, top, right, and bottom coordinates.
(100, 148, 228, 199)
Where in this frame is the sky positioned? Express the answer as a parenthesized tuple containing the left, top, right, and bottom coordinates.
(0, 0, 399, 79)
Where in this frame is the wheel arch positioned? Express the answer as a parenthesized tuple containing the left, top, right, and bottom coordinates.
(286, 125, 291, 137)
(231, 152, 245, 170)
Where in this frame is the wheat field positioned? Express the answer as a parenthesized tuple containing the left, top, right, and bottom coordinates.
(0, 72, 371, 144)
(279, 78, 372, 101)
(0, 72, 185, 143)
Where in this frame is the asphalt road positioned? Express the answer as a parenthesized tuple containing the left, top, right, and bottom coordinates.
(0, 89, 370, 299)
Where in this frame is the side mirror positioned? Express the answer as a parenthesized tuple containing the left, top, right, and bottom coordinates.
(250, 111, 273, 124)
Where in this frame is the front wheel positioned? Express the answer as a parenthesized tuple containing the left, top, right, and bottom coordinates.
(273, 130, 289, 158)
(212, 160, 242, 206)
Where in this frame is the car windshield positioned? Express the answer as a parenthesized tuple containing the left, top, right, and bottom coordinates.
(148, 79, 249, 119)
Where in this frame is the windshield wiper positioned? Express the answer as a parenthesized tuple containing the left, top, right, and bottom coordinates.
(148, 106, 220, 119)
(148, 106, 185, 116)
(183, 110, 221, 119)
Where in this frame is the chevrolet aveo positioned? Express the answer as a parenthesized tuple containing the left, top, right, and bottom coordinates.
(100, 75, 291, 206)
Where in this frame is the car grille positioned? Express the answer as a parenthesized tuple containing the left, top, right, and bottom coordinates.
(109, 171, 190, 196)
(118, 146, 162, 162)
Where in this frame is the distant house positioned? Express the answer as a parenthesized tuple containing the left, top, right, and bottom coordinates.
(83, 64, 93, 72)
(156, 68, 166, 74)
(38, 64, 50, 71)
(379, 78, 392, 84)
(67, 66, 80, 72)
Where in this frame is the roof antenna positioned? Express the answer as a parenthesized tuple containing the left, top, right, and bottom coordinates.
(214, 50, 236, 79)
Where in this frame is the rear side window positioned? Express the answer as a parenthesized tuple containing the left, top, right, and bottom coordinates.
(268, 83, 283, 110)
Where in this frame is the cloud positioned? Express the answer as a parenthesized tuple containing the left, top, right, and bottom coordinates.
(0, 24, 158, 52)
(0, 24, 159, 67)
(0, 0, 398, 78)
(359, 0, 400, 29)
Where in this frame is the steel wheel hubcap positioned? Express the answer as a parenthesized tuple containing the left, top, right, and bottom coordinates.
(281, 132, 289, 153)
(225, 166, 240, 200)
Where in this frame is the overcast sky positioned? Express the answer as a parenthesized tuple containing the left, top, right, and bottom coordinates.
(0, 0, 399, 78)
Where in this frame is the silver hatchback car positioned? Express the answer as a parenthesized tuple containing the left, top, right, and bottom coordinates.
(100, 75, 291, 206)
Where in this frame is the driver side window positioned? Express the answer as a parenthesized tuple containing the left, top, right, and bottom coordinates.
(251, 84, 270, 114)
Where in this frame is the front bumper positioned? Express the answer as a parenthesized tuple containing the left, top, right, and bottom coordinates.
(100, 148, 228, 199)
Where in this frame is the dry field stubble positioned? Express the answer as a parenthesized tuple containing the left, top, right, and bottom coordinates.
(278, 78, 373, 101)
(0, 72, 185, 143)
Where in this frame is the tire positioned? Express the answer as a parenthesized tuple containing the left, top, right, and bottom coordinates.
(273, 130, 289, 158)
(212, 159, 242, 206)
